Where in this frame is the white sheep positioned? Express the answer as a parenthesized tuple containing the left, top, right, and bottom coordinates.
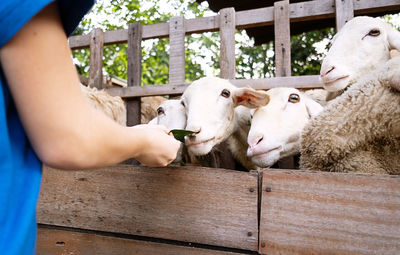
(181, 77, 270, 170)
(300, 16, 400, 174)
(148, 99, 187, 163)
(246, 87, 323, 168)
(81, 84, 126, 126)
(148, 99, 186, 129)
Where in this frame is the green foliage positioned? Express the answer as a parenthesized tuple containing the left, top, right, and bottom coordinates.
(72, 0, 337, 84)
(291, 28, 335, 76)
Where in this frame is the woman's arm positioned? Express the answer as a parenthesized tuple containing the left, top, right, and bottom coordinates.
(0, 3, 180, 169)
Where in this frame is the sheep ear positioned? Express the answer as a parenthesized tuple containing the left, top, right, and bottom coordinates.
(305, 98, 323, 119)
(233, 88, 270, 108)
(388, 27, 400, 51)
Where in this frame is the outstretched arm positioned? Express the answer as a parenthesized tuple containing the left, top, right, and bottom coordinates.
(0, 2, 180, 169)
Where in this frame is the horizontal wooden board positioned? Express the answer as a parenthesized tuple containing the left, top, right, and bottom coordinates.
(37, 165, 258, 251)
(37, 227, 244, 255)
(68, 0, 400, 49)
(259, 169, 400, 255)
(105, 75, 322, 98)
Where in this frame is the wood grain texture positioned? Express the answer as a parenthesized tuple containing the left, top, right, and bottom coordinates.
(68, 0, 400, 49)
(105, 75, 322, 99)
(259, 169, 400, 255)
(126, 22, 143, 126)
(37, 165, 259, 251)
(37, 227, 244, 255)
(88, 28, 104, 89)
(219, 8, 236, 79)
(335, 0, 354, 31)
(169, 16, 186, 86)
(274, 0, 291, 77)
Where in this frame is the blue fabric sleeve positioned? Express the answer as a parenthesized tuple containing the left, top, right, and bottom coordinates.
(0, 0, 95, 48)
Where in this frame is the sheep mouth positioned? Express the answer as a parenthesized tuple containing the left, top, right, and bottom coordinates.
(251, 146, 282, 159)
(322, 75, 350, 86)
(186, 137, 215, 148)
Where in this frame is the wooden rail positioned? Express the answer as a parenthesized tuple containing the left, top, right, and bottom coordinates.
(37, 166, 400, 254)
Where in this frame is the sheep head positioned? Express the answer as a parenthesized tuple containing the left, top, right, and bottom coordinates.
(247, 88, 323, 168)
(149, 99, 187, 130)
(320, 16, 400, 92)
(181, 77, 269, 156)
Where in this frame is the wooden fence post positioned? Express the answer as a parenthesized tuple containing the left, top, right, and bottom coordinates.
(169, 16, 186, 86)
(89, 28, 104, 89)
(274, 0, 295, 169)
(335, 0, 354, 31)
(219, 8, 236, 79)
(126, 22, 143, 127)
(274, 0, 291, 77)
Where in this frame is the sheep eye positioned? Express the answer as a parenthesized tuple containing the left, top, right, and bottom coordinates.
(220, 89, 231, 98)
(288, 93, 300, 103)
(157, 107, 165, 115)
(181, 101, 185, 107)
(368, 29, 380, 37)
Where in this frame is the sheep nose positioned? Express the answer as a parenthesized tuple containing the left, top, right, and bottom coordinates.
(320, 65, 335, 77)
(248, 135, 263, 149)
(188, 127, 201, 139)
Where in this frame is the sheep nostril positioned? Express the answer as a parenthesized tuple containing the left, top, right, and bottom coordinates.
(321, 66, 335, 77)
(256, 136, 263, 145)
(188, 127, 201, 138)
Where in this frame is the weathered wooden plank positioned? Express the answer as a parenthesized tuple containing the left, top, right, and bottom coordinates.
(335, 0, 354, 31)
(105, 75, 322, 98)
(37, 165, 259, 251)
(259, 169, 400, 255)
(274, 0, 291, 77)
(169, 16, 186, 86)
(68, 0, 400, 49)
(219, 8, 236, 79)
(37, 227, 245, 255)
(126, 22, 142, 126)
(88, 28, 104, 89)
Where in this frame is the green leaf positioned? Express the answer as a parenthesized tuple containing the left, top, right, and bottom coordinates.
(170, 129, 199, 143)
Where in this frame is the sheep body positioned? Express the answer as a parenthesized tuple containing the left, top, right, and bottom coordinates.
(81, 84, 126, 126)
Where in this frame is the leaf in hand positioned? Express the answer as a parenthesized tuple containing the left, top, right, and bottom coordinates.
(170, 129, 199, 143)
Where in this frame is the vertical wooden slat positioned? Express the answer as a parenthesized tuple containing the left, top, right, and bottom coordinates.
(274, 0, 294, 169)
(335, 0, 354, 31)
(126, 22, 142, 126)
(89, 28, 104, 89)
(169, 16, 186, 86)
(219, 8, 236, 79)
(274, 0, 291, 77)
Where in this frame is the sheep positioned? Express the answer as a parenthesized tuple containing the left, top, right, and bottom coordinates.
(181, 77, 270, 170)
(300, 16, 400, 174)
(148, 99, 187, 163)
(148, 99, 186, 129)
(246, 87, 323, 168)
(80, 84, 126, 126)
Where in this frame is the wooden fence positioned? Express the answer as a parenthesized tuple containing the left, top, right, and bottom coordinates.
(37, 0, 400, 254)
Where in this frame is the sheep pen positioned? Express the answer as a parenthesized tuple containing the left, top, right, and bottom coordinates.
(37, 1, 400, 255)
